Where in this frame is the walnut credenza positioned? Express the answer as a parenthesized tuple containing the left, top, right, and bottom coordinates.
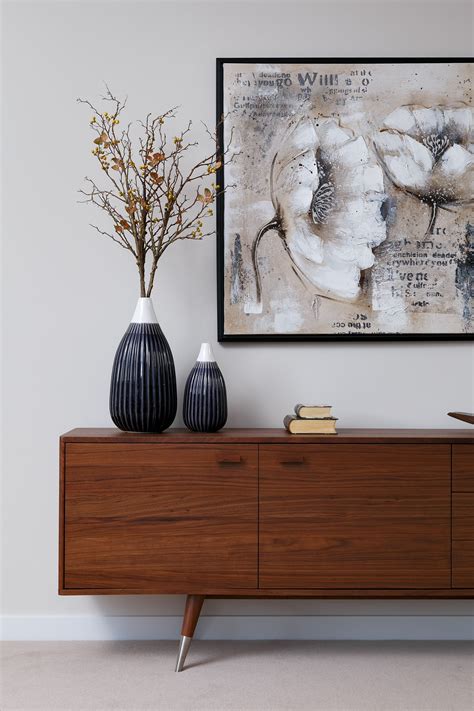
(59, 428, 474, 670)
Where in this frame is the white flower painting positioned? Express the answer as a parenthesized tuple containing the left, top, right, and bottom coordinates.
(253, 117, 387, 305)
(218, 60, 473, 339)
(374, 105, 473, 234)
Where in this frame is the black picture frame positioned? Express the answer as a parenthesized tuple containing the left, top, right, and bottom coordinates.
(216, 57, 474, 342)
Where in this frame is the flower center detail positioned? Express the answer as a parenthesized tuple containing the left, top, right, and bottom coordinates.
(311, 177, 335, 225)
(422, 133, 450, 161)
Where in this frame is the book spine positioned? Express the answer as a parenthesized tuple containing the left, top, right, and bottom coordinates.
(283, 415, 294, 432)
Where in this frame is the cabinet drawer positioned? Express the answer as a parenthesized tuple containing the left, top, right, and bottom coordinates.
(452, 494, 474, 540)
(452, 445, 474, 492)
(453, 541, 474, 588)
(260, 444, 451, 589)
(63, 444, 258, 591)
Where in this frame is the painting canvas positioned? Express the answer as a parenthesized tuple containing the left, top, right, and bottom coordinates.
(216, 58, 473, 340)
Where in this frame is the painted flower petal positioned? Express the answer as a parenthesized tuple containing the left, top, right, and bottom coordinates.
(382, 105, 473, 147)
(289, 247, 362, 302)
(439, 143, 473, 177)
(315, 118, 353, 149)
(412, 107, 445, 137)
(383, 106, 417, 134)
(382, 106, 446, 140)
(443, 107, 473, 143)
(333, 135, 369, 168)
(325, 194, 386, 268)
(374, 131, 433, 193)
(284, 220, 324, 264)
(331, 162, 385, 202)
(436, 144, 474, 203)
(272, 118, 319, 179)
(272, 118, 320, 216)
(325, 233, 377, 271)
(324, 161, 386, 236)
(276, 178, 315, 220)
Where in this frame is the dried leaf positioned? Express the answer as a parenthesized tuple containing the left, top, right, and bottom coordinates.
(150, 172, 164, 185)
(112, 157, 124, 169)
(148, 151, 165, 166)
(197, 187, 213, 204)
(93, 131, 108, 145)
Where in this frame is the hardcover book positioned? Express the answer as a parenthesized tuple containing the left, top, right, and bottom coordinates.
(294, 404, 332, 418)
(284, 415, 338, 434)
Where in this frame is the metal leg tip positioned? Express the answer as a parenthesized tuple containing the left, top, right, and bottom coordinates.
(175, 635, 192, 672)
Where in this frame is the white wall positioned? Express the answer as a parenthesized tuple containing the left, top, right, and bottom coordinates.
(2, 0, 473, 640)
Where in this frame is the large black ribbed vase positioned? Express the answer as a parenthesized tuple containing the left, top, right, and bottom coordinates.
(183, 343, 227, 432)
(109, 298, 177, 432)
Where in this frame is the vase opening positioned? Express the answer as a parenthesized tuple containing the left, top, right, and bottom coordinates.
(197, 342, 215, 362)
(131, 297, 158, 324)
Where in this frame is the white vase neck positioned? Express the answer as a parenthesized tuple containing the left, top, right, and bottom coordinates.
(197, 342, 215, 362)
(131, 297, 158, 324)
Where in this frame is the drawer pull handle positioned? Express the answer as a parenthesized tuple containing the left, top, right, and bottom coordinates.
(281, 458, 305, 466)
(218, 455, 242, 465)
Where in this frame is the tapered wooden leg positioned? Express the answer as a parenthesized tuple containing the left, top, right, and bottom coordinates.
(175, 595, 204, 672)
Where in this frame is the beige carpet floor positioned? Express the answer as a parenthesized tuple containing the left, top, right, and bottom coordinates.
(1, 641, 473, 711)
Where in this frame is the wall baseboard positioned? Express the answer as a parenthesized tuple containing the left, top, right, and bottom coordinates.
(2, 615, 473, 641)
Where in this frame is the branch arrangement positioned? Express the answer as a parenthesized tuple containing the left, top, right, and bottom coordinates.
(79, 88, 230, 297)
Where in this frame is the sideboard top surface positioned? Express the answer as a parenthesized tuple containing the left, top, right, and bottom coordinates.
(61, 428, 474, 444)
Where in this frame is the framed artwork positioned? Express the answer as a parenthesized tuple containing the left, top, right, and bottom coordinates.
(216, 58, 473, 341)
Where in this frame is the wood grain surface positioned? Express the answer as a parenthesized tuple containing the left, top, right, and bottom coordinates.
(64, 444, 258, 590)
(452, 445, 474, 492)
(453, 541, 474, 588)
(61, 428, 474, 444)
(453, 494, 474, 540)
(58, 586, 474, 598)
(259, 445, 451, 589)
(181, 595, 205, 637)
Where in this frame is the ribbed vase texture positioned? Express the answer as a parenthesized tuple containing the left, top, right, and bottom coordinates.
(183, 360, 227, 432)
(109, 322, 177, 433)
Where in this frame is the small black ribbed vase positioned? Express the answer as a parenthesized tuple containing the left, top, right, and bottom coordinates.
(183, 343, 227, 432)
(109, 298, 177, 433)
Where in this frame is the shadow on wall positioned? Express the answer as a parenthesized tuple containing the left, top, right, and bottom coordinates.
(91, 596, 474, 641)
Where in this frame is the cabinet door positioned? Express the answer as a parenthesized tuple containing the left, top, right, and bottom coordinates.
(260, 445, 450, 589)
(64, 444, 257, 591)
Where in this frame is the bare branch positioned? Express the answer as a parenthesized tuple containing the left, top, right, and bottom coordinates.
(89, 224, 137, 255)
(79, 89, 232, 296)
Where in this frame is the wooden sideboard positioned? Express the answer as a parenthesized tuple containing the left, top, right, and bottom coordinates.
(59, 428, 474, 670)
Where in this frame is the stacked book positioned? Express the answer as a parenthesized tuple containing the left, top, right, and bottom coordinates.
(284, 404, 338, 434)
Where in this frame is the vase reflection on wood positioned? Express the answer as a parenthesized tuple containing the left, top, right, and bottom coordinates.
(109, 298, 177, 433)
(183, 343, 227, 432)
